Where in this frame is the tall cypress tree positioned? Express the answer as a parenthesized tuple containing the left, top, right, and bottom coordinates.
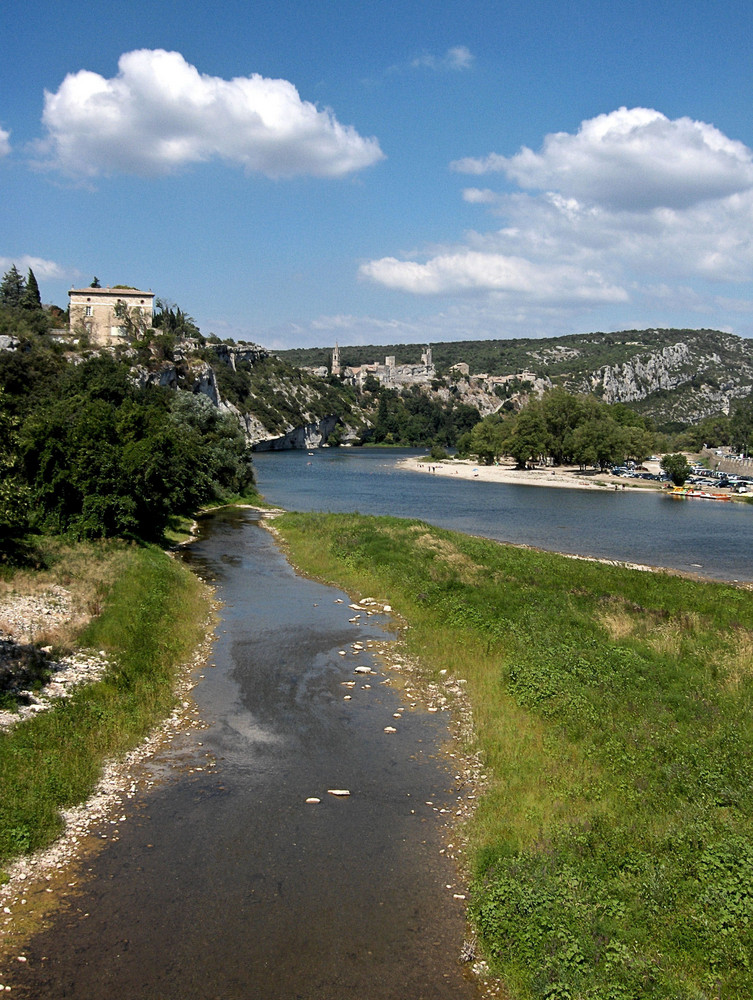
(20, 268, 42, 311)
(0, 265, 25, 308)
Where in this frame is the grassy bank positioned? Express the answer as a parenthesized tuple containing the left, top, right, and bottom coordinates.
(0, 541, 210, 870)
(274, 511, 753, 1000)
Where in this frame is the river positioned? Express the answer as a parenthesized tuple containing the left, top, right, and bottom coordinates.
(5, 508, 479, 999)
(253, 447, 753, 583)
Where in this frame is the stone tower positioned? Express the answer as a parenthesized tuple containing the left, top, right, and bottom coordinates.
(332, 341, 341, 376)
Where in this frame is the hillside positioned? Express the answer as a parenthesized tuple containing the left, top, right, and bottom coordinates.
(279, 328, 753, 425)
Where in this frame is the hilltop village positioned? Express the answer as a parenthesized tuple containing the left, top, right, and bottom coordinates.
(304, 341, 541, 401)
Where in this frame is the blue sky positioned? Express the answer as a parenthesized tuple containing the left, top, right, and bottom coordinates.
(3, 0, 753, 348)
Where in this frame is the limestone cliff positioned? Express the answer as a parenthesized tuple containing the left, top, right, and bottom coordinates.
(132, 341, 358, 449)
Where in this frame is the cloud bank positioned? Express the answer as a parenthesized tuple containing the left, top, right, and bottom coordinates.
(362, 108, 753, 333)
(38, 49, 385, 179)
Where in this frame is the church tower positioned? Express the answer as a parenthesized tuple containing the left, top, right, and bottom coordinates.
(332, 342, 341, 376)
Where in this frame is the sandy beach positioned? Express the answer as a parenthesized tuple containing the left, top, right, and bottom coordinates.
(398, 456, 659, 492)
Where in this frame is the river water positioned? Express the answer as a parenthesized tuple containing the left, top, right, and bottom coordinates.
(253, 447, 753, 583)
(6, 508, 479, 999)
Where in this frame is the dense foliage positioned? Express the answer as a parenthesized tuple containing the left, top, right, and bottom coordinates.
(462, 388, 655, 468)
(362, 383, 480, 447)
(277, 511, 753, 1000)
(0, 327, 255, 546)
(661, 453, 692, 486)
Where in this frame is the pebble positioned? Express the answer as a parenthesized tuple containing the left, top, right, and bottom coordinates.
(327, 789, 350, 796)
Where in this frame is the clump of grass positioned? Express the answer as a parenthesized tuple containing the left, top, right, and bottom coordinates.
(274, 511, 753, 1000)
(0, 543, 210, 869)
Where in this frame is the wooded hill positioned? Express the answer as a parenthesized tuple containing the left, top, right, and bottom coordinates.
(279, 328, 753, 425)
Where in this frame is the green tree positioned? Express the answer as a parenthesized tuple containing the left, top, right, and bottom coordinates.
(540, 388, 585, 464)
(505, 403, 548, 469)
(661, 453, 692, 486)
(469, 415, 506, 465)
(20, 268, 42, 311)
(0, 265, 25, 308)
(113, 300, 151, 341)
(730, 398, 753, 457)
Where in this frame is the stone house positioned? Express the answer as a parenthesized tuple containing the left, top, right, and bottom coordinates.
(68, 286, 155, 347)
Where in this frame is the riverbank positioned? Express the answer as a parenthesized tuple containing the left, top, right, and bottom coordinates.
(399, 455, 658, 491)
(0, 542, 215, 965)
(273, 510, 753, 1000)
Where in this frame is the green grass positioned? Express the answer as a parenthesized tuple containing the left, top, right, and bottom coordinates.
(0, 543, 210, 869)
(274, 511, 753, 1000)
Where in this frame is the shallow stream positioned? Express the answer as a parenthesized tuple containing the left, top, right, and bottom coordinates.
(5, 509, 479, 999)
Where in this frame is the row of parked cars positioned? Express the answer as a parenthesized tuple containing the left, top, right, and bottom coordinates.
(687, 467, 753, 493)
(610, 463, 753, 493)
(611, 466, 668, 482)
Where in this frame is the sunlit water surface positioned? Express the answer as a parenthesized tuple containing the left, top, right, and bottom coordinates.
(253, 447, 753, 582)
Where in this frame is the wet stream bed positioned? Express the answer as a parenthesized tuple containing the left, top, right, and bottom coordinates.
(3, 509, 480, 999)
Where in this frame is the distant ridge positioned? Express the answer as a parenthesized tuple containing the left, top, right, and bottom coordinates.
(278, 329, 753, 424)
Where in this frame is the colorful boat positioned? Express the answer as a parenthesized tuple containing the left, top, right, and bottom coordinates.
(666, 486, 731, 501)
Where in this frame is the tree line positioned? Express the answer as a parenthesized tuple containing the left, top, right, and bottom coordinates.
(459, 388, 656, 468)
(458, 385, 753, 470)
(0, 308, 255, 557)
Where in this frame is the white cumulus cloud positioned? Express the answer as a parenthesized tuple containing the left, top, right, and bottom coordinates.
(37, 49, 384, 179)
(0, 127, 10, 158)
(452, 107, 753, 211)
(360, 250, 627, 304)
(0, 255, 68, 280)
(362, 108, 753, 337)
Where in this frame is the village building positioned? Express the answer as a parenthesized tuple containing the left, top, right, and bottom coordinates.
(333, 345, 436, 388)
(68, 286, 155, 347)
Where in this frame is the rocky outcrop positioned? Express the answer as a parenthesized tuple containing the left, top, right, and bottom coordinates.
(555, 335, 753, 423)
(586, 343, 696, 403)
(204, 341, 267, 369)
(434, 380, 504, 418)
(251, 415, 340, 450)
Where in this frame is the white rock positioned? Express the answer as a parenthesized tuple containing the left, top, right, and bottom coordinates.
(327, 789, 350, 796)
(305, 797, 321, 804)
